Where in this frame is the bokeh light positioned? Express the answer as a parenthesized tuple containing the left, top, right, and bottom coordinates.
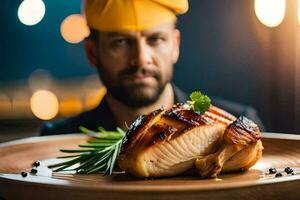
(30, 90, 59, 120)
(59, 95, 83, 117)
(12, 92, 32, 118)
(0, 93, 12, 119)
(60, 14, 90, 44)
(254, 0, 285, 28)
(18, 0, 46, 26)
(84, 87, 106, 110)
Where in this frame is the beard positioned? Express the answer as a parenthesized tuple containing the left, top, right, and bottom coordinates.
(97, 65, 172, 108)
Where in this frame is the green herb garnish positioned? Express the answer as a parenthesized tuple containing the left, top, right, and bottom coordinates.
(48, 126, 125, 175)
(189, 91, 211, 114)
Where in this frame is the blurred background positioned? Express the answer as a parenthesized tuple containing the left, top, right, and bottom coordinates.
(1, 0, 299, 142)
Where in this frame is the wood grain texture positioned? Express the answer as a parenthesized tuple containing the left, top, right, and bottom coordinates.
(1, 132, 300, 200)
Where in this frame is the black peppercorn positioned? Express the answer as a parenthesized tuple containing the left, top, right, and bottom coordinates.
(291, 172, 295, 175)
(21, 172, 28, 177)
(33, 161, 40, 167)
(284, 167, 293, 174)
(30, 168, 38, 174)
(269, 167, 277, 174)
(275, 173, 282, 177)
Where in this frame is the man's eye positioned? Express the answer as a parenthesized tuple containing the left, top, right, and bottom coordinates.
(112, 39, 128, 46)
(147, 37, 163, 45)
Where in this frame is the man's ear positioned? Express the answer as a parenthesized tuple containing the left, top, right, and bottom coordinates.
(84, 38, 98, 67)
(172, 29, 181, 64)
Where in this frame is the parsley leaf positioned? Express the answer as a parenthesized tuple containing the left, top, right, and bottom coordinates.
(189, 91, 211, 114)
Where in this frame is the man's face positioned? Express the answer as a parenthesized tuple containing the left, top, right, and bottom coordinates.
(86, 22, 180, 108)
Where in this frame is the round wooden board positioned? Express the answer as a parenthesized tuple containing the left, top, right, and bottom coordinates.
(1, 133, 300, 200)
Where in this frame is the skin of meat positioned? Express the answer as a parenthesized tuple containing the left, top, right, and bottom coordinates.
(195, 116, 262, 178)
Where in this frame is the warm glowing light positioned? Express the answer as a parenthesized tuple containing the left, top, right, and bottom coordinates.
(12, 92, 32, 118)
(251, 161, 272, 170)
(60, 14, 90, 44)
(59, 95, 83, 117)
(18, 0, 46, 26)
(254, 0, 285, 28)
(30, 90, 59, 120)
(85, 87, 106, 110)
(0, 93, 12, 118)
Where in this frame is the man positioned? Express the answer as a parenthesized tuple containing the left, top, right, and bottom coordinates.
(41, 0, 264, 135)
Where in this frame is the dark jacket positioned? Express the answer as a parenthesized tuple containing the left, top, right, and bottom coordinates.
(40, 86, 264, 135)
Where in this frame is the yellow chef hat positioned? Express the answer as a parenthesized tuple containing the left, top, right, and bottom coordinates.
(84, 0, 189, 32)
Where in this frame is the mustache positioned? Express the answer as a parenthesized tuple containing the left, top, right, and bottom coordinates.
(119, 66, 160, 79)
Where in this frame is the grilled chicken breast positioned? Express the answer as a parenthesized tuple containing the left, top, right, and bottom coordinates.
(195, 116, 263, 177)
(118, 104, 263, 178)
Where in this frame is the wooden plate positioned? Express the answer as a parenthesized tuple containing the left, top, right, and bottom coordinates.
(1, 133, 300, 200)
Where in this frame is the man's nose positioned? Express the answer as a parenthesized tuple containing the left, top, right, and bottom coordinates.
(130, 40, 152, 67)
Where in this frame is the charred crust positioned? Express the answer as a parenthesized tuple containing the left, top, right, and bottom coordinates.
(225, 116, 260, 145)
(151, 123, 178, 144)
(163, 105, 210, 126)
(120, 108, 163, 153)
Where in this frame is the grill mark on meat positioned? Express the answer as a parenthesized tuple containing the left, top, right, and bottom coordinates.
(225, 116, 260, 145)
(204, 112, 232, 126)
(163, 105, 211, 126)
(120, 108, 163, 154)
(208, 105, 236, 121)
(150, 123, 178, 143)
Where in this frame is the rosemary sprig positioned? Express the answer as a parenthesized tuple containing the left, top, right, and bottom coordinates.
(48, 127, 125, 175)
